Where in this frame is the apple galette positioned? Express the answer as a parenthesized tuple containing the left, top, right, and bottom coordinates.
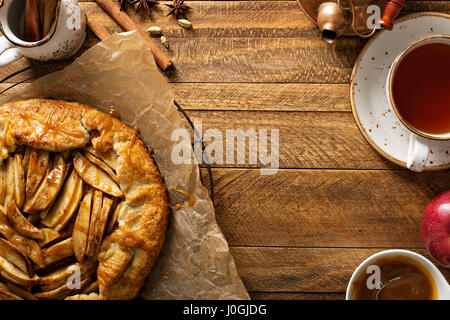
(0, 99, 169, 300)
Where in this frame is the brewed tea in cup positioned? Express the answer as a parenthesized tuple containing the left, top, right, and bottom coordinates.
(387, 35, 450, 171)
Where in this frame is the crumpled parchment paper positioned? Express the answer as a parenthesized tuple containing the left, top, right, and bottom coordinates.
(0, 31, 249, 300)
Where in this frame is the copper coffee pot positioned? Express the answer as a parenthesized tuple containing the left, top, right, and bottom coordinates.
(296, 0, 406, 43)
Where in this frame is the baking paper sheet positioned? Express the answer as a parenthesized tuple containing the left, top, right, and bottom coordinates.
(0, 31, 249, 300)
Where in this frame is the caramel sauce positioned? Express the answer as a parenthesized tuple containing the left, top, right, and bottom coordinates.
(76, 158, 89, 174)
(97, 260, 125, 286)
(0, 181, 5, 201)
(0, 111, 30, 148)
(127, 128, 138, 159)
(116, 229, 146, 251)
(160, 271, 169, 281)
(1, 120, 11, 147)
(0, 223, 11, 238)
(96, 116, 114, 150)
(108, 107, 121, 119)
(47, 164, 64, 185)
(352, 255, 437, 300)
(122, 128, 141, 194)
(18, 111, 35, 137)
(170, 186, 196, 211)
(0, 105, 87, 143)
(0, 111, 16, 148)
(115, 210, 146, 251)
(0, 222, 26, 248)
(37, 105, 86, 140)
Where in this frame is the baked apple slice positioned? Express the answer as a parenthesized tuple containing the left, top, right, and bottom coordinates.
(6, 201, 43, 240)
(23, 147, 31, 177)
(25, 149, 49, 200)
(5, 157, 14, 206)
(38, 260, 97, 288)
(83, 144, 118, 171)
(0, 255, 39, 287)
(0, 289, 23, 300)
(0, 206, 45, 267)
(73, 152, 122, 198)
(0, 238, 34, 276)
(36, 274, 96, 300)
(94, 196, 113, 256)
(82, 280, 99, 294)
(13, 154, 25, 209)
(0, 281, 8, 291)
(38, 228, 61, 248)
(4, 282, 37, 300)
(72, 189, 93, 262)
(23, 155, 68, 213)
(43, 238, 74, 266)
(83, 151, 118, 183)
(0, 161, 6, 206)
(106, 201, 123, 235)
(85, 190, 103, 257)
(42, 169, 83, 231)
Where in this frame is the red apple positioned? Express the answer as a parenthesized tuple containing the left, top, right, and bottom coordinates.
(420, 190, 450, 268)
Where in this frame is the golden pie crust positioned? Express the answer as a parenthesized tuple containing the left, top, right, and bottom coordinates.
(0, 99, 170, 300)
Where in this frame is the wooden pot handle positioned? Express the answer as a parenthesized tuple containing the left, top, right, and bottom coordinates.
(378, 0, 406, 30)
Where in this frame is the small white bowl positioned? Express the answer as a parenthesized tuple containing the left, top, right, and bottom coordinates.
(346, 249, 450, 300)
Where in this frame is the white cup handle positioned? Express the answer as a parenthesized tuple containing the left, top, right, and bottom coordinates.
(407, 134, 429, 172)
(0, 36, 13, 54)
(0, 36, 22, 66)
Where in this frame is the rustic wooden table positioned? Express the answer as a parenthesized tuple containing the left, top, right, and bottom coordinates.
(2, 0, 450, 300)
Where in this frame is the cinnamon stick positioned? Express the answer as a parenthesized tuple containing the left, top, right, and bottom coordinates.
(95, 0, 172, 70)
(43, 0, 57, 37)
(38, 0, 45, 38)
(87, 16, 111, 41)
(24, 0, 41, 42)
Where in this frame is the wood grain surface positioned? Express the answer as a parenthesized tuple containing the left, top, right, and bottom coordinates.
(232, 247, 450, 295)
(188, 110, 395, 169)
(2, 0, 449, 300)
(208, 169, 450, 247)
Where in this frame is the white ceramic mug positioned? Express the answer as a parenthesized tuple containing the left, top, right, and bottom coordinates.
(346, 249, 450, 300)
(0, 0, 86, 66)
(386, 35, 450, 172)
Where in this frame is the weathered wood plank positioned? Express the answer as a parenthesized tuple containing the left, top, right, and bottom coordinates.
(230, 247, 450, 292)
(82, 1, 316, 38)
(206, 168, 450, 247)
(171, 83, 350, 111)
(2, 37, 362, 84)
(0, 82, 351, 111)
(187, 110, 394, 169)
(1, 2, 447, 83)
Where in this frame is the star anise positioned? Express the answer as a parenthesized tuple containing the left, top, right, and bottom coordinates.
(117, 0, 132, 11)
(165, 0, 191, 18)
(117, 0, 159, 17)
(133, 0, 159, 17)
